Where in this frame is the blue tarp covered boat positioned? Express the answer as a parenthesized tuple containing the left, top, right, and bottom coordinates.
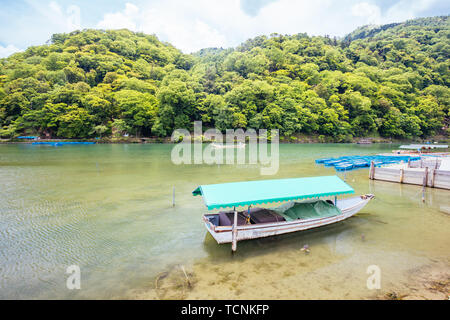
(315, 155, 420, 171)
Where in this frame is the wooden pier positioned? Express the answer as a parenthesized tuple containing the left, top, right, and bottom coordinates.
(369, 159, 450, 190)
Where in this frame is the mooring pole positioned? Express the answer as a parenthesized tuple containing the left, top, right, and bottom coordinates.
(430, 169, 435, 188)
(422, 167, 428, 202)
(232, 206, 238, 253)
(172, 186, 175, 207)
(369, 161, 375, 180)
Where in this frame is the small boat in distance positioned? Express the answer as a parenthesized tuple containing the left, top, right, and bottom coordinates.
(357, 138, 372, 144)
(193, 176, 374, 252)
(210, 142, 245, 149)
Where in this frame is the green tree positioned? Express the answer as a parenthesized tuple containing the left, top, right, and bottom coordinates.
(114, 90, 158, 136)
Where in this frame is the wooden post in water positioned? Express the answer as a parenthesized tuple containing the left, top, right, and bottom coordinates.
(422, 167, 428, 202)
(231, 206, 238, 253)
(172, 186, 175, 207)
(399, 168, 404, 184)
(369, 161, 375, 180)
(430, 169, 435, 188)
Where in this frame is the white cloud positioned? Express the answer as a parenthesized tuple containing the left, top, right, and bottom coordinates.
(96, 1, 230, 52)
(97, 3, 139, 30)
(351, 0, 441, 27)
(46, 1, 81, 31)
(250, 0, 336, 36)
(92, 0, 448, 53)
(2, 0, 447, 55)
(0, 1, 82, 50)
(351, 2, 382, 24)
(66, 5, 82, 30)
(384, 0, 438, 23)
(139, 6, 229, 52)
(0, 44, 22, 58)
(151, 19, 227, 52)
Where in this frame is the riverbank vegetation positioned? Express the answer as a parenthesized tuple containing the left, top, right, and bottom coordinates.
(0, 16, 448, 141)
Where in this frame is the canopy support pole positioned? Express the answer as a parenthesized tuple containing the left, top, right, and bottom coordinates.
(232, 206, 238, 253)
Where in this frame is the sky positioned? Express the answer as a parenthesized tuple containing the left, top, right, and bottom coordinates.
(0, 0, 448, 57)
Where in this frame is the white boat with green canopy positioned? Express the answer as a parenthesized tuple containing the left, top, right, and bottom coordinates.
(193, 175, 374, 251)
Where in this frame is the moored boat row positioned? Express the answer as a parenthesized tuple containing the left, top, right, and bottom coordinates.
(315, 155, 420, 171)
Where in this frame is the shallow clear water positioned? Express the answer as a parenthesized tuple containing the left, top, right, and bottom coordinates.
(0, 143, 448, 299)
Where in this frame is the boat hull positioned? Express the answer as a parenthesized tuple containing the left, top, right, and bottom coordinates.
(203, 195, 374, 244)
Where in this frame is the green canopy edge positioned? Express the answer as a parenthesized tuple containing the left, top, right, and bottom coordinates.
(192, 175, 354, 210)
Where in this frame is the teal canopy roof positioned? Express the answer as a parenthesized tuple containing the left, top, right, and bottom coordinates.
(192, 175, 354, 210)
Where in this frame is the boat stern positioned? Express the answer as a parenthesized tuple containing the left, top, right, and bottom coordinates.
(203, 214, 232, 244)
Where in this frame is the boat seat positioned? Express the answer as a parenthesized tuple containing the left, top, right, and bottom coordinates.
(249, 207, 285, 224)
(218, 207, 286, 226)
(218, 211, 248, 226)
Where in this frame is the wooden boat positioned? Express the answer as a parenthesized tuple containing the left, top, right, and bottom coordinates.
(193, 176, 374, 251)
(210, 142, 245, 149)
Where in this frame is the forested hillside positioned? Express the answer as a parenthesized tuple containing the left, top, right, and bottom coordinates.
(0, 16, 449, 141)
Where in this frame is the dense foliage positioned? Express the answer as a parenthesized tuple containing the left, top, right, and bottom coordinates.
(0, 16, 449, 141)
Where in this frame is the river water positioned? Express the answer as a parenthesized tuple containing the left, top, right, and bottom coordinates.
(0, 143, 448, 299)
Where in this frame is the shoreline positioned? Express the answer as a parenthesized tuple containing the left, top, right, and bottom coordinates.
(1, 136, 448, 145)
